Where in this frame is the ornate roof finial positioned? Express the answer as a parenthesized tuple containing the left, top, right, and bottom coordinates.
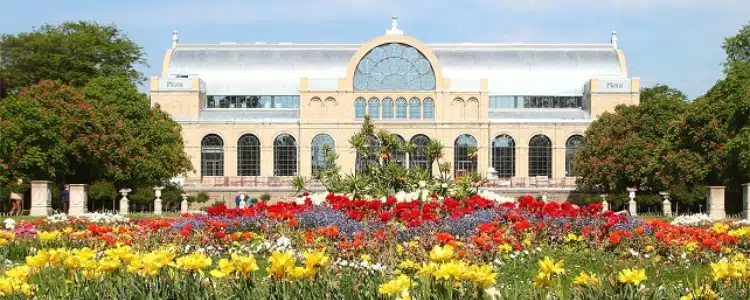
(611, 30, 618, 50)
(386, 16, 404, 36)
(172, 30, 179, 48)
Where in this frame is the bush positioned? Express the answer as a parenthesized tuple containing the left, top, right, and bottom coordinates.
(188, 192, 209, 204)
(128, 187, 154, 212)
(260, 193, 271, 202)
(88, 181, 117, 211)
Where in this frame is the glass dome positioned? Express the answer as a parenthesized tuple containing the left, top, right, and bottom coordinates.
(353, 43, 436, 91)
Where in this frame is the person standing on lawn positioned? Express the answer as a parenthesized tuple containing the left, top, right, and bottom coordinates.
(61, 185, 70, 214)
(8, 179, 24, 215)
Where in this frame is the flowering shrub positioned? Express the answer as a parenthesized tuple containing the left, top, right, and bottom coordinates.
(0, 194, 749, 298)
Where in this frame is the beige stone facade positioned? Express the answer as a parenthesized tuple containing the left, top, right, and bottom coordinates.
(150, 24, 639, 203)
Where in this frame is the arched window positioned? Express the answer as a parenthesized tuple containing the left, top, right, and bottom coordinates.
(423, 98, 434, 119)
(201, 134, 224, 176)
(409, 97, 421, 119)
(454, 134, 478, 177)
(355, 97, 366, 119)
(566, 135, 585, 176)
(237, 134, 260, 176)
(368, 97, 380, 119)
(353, 43, 436, 91)
(492, 135, 515, 178)
(395, 97, 407, 120)
(274, 134, 297, 176)
(392, 135, 406, 167)
(529, 135, 552, 177)
(410, 134, 431, 172)
(311, 134, 335, 174)
(382, 97, 394, 119)
(356, 135, 381, 173)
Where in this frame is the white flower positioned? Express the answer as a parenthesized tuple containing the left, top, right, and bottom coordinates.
(485, 287, 501, 300)
(671, 214, 716, 226)
(3, 218, 15, 230)
(441, 183, 448, 188)
(294, 196, 306, 205)
(418, 180, 427, 188)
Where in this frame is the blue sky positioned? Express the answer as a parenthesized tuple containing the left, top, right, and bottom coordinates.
(1, 0, 749, 98)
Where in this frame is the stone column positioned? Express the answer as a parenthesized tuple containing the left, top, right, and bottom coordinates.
(706, 186, 726, 219)
(743, 183, 750, 220)
(30, 181, 53, 216)
(659, 191, 672, 217)
(119, 189, 131, 215)
(68, 184, 88, 217)
(180, 195, 189, 214)
(153, 187, 164, 215)
(600, 194, 609, 212)
(627, 187, 637, 216)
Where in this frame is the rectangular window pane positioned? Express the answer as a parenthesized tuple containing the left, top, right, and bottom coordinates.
(423, 102, 434, 119)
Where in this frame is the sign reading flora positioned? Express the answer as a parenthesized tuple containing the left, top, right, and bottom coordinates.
(594, 79, 632, 93)
(157, 78, 193, 91)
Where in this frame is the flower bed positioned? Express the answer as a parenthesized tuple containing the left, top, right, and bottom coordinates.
(0, 194, 749, 299)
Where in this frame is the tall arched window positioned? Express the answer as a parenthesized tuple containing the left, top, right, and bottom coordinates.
(237, 134, 260, 176)
(392, 135, 406, 167)
(353, 43, 436, 91)
(274, 134, 297, 176)
(566, 135, 585, 176)
(492, 135, 515, 178)
(454, 134, 478, 177)
(201, 134, 224, 176)
(396, 97, 407, 120)
(529, 135, 552, 177)
(355, 97, 366, 119)
(368, 97, 380, 119)
(410, 134, 431, 172)
(423, 98, 434, 119)
(311, 134, 335, 174)
(409, 97, 421, 119)
(382, 97, 394, 119)
(356, 135, 381, 173)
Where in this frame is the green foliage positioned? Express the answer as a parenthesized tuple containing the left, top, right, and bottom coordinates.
(0, 77, 192, 187)
(88, 181, 117, 210)
(723, 22, 750, 64)
(88, 181, 117, 202)
(188, 192, 209, 204)
(161, 183, 184, 209)
(291, 176, 306, 193)
(574, 84, 689, 194)
(128, 187, 154, 210)
(0, 21, 146, 92)
(259, 193, 272, 202)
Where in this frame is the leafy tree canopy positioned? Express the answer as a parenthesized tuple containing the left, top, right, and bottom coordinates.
(0, 21, 146, 92)
(0, 78, 192, 187)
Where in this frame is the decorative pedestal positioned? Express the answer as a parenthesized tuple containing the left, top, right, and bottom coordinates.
(743, 183, 750, 220)
(30, 181, 53, 216)
(154, 187, 164, 215)
(659, 191, 672, 217)
(627, 188, 637, 216)
(600, 194, 609, 212)
(707, 186, 726, 219)
(119, 189, 131, 215)
(181, 195, 188, 214)
(68, 184, 88, 217)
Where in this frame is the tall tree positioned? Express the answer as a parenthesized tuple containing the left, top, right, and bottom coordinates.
(0, 21, 145, 92)
(574, 85, 690, 195)
(0, 78, 192, 187)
